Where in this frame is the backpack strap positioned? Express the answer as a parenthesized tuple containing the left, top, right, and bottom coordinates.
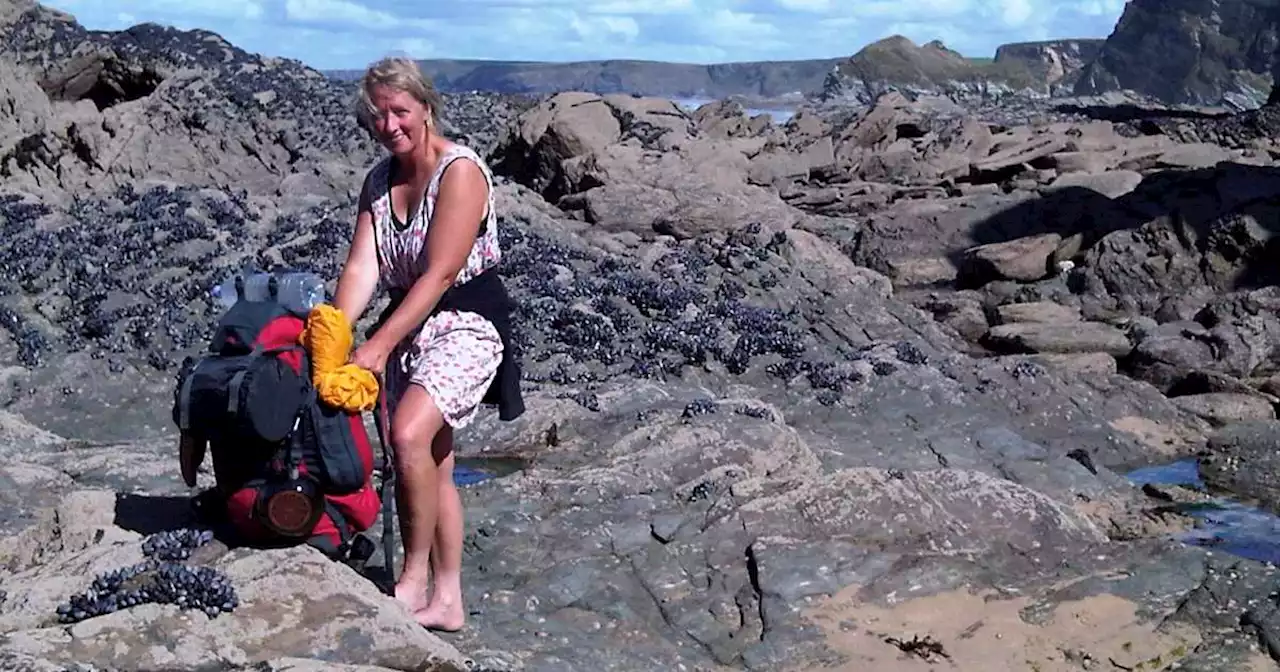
(226, 365, 251, 416)
(307, 500, 353, 558)
(176, 359, 201, 432)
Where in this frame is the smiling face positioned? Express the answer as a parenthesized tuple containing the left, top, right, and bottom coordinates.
(367, 84, 432, 156)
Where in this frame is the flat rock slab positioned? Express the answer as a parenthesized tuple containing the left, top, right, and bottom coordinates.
(983, 321, 1133, 357)
(1044, 150, 1119, 174)
(995, 301, 1084, 324)
(1171, 393, 1276, 427)
(784, 535, 1280, 672)
(1025, 353, 1118, 377)
(971, 134, 1067, 175)
(961, 233, 1061, 285)
(233, 661, 408, 672)
(1157, 143, 1241, 169)
(0, 652, 412, 672)
(1046, 169, 1144, 199)
(886, 256, 958, 286)
(800, 586, 1200, 671)
(765, 532, 1280, 672)
(0, 490, 467, 672)
(738, 467, 1106, 554)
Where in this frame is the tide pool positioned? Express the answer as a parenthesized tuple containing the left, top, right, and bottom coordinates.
(1127, 458, 1280, 565)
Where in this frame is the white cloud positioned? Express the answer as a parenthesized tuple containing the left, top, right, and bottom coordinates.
(283, 0, 437, 32)
(1072, 0, 1128, 16)
(390, 37, 439, 59)
(592, 0, 694, 15)
(997, 0, 1035, 26)
(700, 9, 779, 47)
(151, 0, 264, 20)
(50, 0, 262, 23)
(775, 0, 831, 12)
(39, 0, 1129, 69)
(568, 13, 641, 42)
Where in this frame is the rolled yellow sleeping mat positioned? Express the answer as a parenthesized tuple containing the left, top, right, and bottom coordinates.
(297, 303, 380, 412)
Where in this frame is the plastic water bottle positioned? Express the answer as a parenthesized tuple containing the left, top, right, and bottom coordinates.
(276, 272, 327, 316)
(241, 272, 274, 302)
(210, 277, 238, 309)
(209, 270, 325, 315)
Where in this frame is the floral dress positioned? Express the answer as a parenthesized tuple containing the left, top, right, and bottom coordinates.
(367, 143, 504, 429)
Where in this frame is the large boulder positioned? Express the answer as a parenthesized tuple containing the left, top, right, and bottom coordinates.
(0, 5, 381, 206)
(489, 91, 840, 240)
(1074, 0, 1280, 108)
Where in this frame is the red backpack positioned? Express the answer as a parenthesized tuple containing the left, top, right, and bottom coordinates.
(171, 297, 383, 560)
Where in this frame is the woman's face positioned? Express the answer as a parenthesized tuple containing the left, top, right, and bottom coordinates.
(368, 84, 430, 156)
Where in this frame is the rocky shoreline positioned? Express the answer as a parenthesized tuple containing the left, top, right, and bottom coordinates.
(4, 1, 1280, 670)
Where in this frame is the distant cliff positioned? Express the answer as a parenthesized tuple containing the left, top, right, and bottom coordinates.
(817, 36, 1105, 104)
(993, 39, 1104, 94)
(324, 37, 1104, 103)
(1074, 0, 1280, 109)
(327, 57, 844, 100)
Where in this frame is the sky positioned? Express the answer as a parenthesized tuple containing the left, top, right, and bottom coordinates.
(40, 0, 1130, 70)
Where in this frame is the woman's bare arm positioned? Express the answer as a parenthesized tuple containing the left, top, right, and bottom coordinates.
(332, 173, 381, 322)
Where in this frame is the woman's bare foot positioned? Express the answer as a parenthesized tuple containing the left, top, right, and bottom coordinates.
(394, 580, 430, 613)
(415, 569, 464, 631)
(414, 599, 465, 632)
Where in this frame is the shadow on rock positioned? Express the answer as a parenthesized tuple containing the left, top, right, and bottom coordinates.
(960, 161, 1280, 294)
(112, 492, 199, 536)
(958, 184, 1132, 269)
(114, 489, 400, 599)
(1052, 102, 1231, 125)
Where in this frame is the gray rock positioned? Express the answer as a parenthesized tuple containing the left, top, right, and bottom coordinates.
(973, 135, 1069, 177)
(960, 233, 1061, 285)
(982, 321, 1133, 357)
(0, 490, 466, 670)
(884, 256, 959, 286)
(1075, 0, 1280, 108)
(910, 293, 989, 343)
(994, 300, 1083, 324)
(1046, 168, 1144, 198)
(1024, 352, 1118, 377)
(1171, 392, 1276, 427)
(1202, 420, 1280, 514)
(1128, 330, 1219, 393)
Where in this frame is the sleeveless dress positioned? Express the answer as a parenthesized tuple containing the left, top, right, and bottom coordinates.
(366, 144, 504, 430)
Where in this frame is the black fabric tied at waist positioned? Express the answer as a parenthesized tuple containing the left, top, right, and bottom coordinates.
(369, 269, 525, 422)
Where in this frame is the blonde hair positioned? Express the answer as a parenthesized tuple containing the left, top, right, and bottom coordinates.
(355, 56, 444, 133)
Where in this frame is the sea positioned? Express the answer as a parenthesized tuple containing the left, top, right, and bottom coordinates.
(669, 96, 799, 124)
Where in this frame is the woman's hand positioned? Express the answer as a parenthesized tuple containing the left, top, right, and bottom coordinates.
(350, 336, 393, 375)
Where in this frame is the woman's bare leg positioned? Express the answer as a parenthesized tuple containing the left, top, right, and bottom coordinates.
(390, 384, 444, 613)
(416, 426, 465, 631)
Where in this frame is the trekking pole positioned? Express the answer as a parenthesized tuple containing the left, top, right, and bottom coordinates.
(374, 371, 397, 591)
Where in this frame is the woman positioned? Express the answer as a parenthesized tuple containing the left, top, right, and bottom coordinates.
(334, 56, 523, 632)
